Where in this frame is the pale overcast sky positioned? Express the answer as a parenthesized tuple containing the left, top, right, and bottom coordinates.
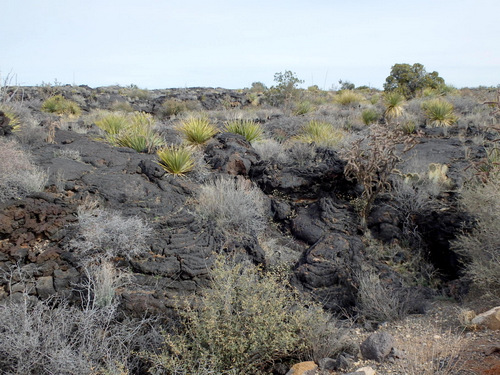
(2, 0, 499, 89)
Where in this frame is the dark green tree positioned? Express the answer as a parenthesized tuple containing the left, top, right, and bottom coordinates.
(383, 63, 445, 98)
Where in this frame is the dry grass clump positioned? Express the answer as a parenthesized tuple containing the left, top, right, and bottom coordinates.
(0, 138, 48, 202)
(195, 177, 266, 236)
(69, 200, 152, 263)
(148, 258, 347, 374)
(355, 269, 420, 323)
(253, 139, 290, 164)
(395, 325, 465, 375)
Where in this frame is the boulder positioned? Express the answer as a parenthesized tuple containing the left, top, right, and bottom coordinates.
(286, 361, 318, 375)
(472, 306, 500, 330)
(360, 332, 395, 362)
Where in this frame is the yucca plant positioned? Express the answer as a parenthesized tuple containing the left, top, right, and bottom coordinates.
(157, 145, 195, 175)
(296, 120, 345, 147)
(177, 116, 218, 145)
(224, 119, 263, 143)
(422, 98, 458, 127)
(41, 95, 82, 117)
(0, 106, 21, 131)
(334, 90, 364, 106)
(130, 111, 155, 129)
(361, 108, 379, 125)
(293, 101, 314, 115)
(383, 91, 405, 120)
(95, 113, 130, 135)
(114, 130, 164, 153)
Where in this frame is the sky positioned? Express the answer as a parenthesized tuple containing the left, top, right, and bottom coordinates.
(2, 0, 500, 90)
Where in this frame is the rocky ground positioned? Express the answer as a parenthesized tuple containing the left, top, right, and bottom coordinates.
(0, 84, 499, 374)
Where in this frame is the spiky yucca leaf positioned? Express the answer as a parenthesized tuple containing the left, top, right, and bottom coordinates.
(224, 119, 263, 143)
(422, 98, 458, 127)
(95, 113, 130, 135)
(384, 91, 405, 120)
(296, 120, 345, 147)
(157, 145, 195, 175)
(178, 117, 218, 145)
(0, 106, 21, 131)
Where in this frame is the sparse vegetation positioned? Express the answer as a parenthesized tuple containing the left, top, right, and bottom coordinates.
(0, 138, 48, 202)
(361, 107, 380, 125)
(334, 90, 364, 106)
(383, 91, 406, 120)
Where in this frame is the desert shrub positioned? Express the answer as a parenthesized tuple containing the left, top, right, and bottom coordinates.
(119, 84, 150, 100)
(114, 128, 164, 153)
(177, 116, 218, 145)
(355, 270, 420, 323)
(334, 90, 364, 106)
(157, 145, 195, 176)
(383, 91, 406, 120)
(110, 100, 134, 112)
(361, 107, 379, 125)
(148, 258, 346, 374)
(0, 296, 152, 375)
(342, 125, 418, 228)
(41, 95, 82, 117)
(252, 139, 290, 164)
(70, 201, 152, 263)
(195, 177, 266, 236)
(422, 98, 458, 127)
(224, 119, 263, 143)
(452, 173, 500, 296)
(296, 120, 346, 148)
(0, 139, 48, 202)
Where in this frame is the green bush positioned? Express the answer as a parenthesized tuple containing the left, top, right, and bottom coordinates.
(177, 116, 218, 145)
(41, 95, 82, 117)
(334, 90, 364, 106)
(361, 108, 380, 125)
(422, 98, 458, 127)
(296, 120, 346, 148)
(157, 145, 195, 176)
(0, 105, 21, 131)
(224, 119, 263, 143)
(149, 258, 346, 374)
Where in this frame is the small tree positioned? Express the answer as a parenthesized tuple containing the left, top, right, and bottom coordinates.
(384, 63, 445, 99)
(342, 125, 419, 228)
(265, 70, 304, 108)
